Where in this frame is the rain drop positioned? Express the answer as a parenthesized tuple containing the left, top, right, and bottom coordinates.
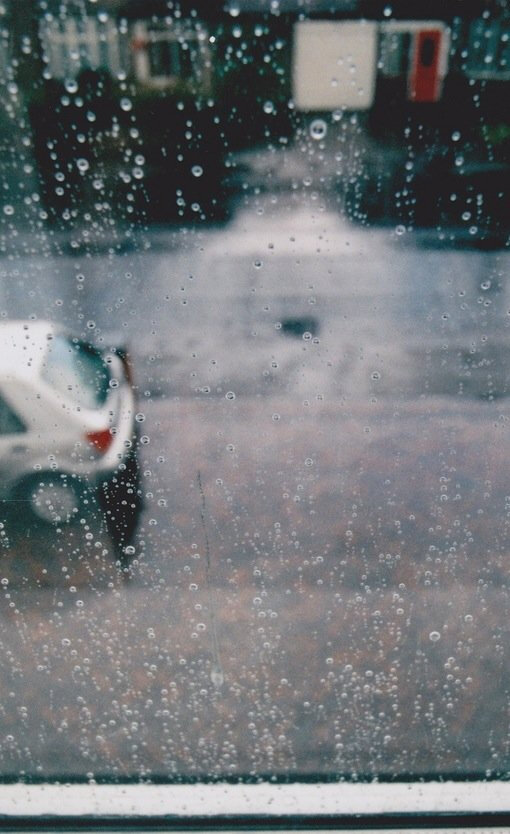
(64, 78, 78, 94)
(211, 666, 224, 687)
(310, 119, 327, 141)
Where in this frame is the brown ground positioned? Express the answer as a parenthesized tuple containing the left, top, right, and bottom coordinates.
(0, 394, 508, 780)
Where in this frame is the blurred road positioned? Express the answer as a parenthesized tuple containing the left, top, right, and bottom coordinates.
(0, 188, 509, 780)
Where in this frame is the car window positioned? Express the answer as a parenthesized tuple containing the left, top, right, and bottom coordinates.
(0, 393, 25, 435)
(42, 335, 109, 409)
(0, 0, 509, 805)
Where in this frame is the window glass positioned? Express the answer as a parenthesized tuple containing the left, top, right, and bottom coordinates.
(0, 394, 24, 435)
(419, 36, 435, 67)
(148, 40, 177, 77)
(42, 335, 109, 409)
(0, 0, 509, 790)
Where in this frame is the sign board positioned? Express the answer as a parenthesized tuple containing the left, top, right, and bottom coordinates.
(292, 21, 378, 110)
(408, 28, 443, 102)
(380, 20, 449, 103)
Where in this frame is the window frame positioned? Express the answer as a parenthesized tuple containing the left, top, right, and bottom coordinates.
(0, 781, 508, 821)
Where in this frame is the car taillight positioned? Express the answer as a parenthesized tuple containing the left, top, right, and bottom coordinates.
(87, 429, 113, 454)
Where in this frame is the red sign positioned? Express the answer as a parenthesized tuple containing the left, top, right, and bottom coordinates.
(408, 29, 442, 103)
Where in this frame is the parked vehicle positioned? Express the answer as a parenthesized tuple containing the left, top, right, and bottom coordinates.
(0, 321, 142, 557)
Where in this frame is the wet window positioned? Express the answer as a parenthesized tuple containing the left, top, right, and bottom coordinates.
(42, 336, 109, 409)
(0, 0, 509, 796)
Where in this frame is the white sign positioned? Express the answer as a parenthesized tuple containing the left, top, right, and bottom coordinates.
(292, 20, 378, 110)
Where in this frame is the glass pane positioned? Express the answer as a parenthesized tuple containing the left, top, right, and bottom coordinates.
(0, 0, 509, 790)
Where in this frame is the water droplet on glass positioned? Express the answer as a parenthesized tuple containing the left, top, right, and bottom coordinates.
(191, 165, 203, 178)
(429, 631, 441, 642)
(263, 100, 275, 115)
(211, 666, 224, 688)
(120, 97, 132, 112)
(310, 119, 327, 141)
(77, 158, 89, 173)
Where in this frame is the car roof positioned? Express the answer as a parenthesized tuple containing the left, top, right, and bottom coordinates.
(0, 320, 58, 381)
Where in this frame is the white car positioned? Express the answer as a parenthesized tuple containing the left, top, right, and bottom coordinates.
(0, 320, 141, 554)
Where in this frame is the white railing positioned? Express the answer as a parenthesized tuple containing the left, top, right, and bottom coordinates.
(39, 16, 127, 80)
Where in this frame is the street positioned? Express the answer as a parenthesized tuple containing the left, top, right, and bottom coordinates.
(0, 183, 509, 780)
